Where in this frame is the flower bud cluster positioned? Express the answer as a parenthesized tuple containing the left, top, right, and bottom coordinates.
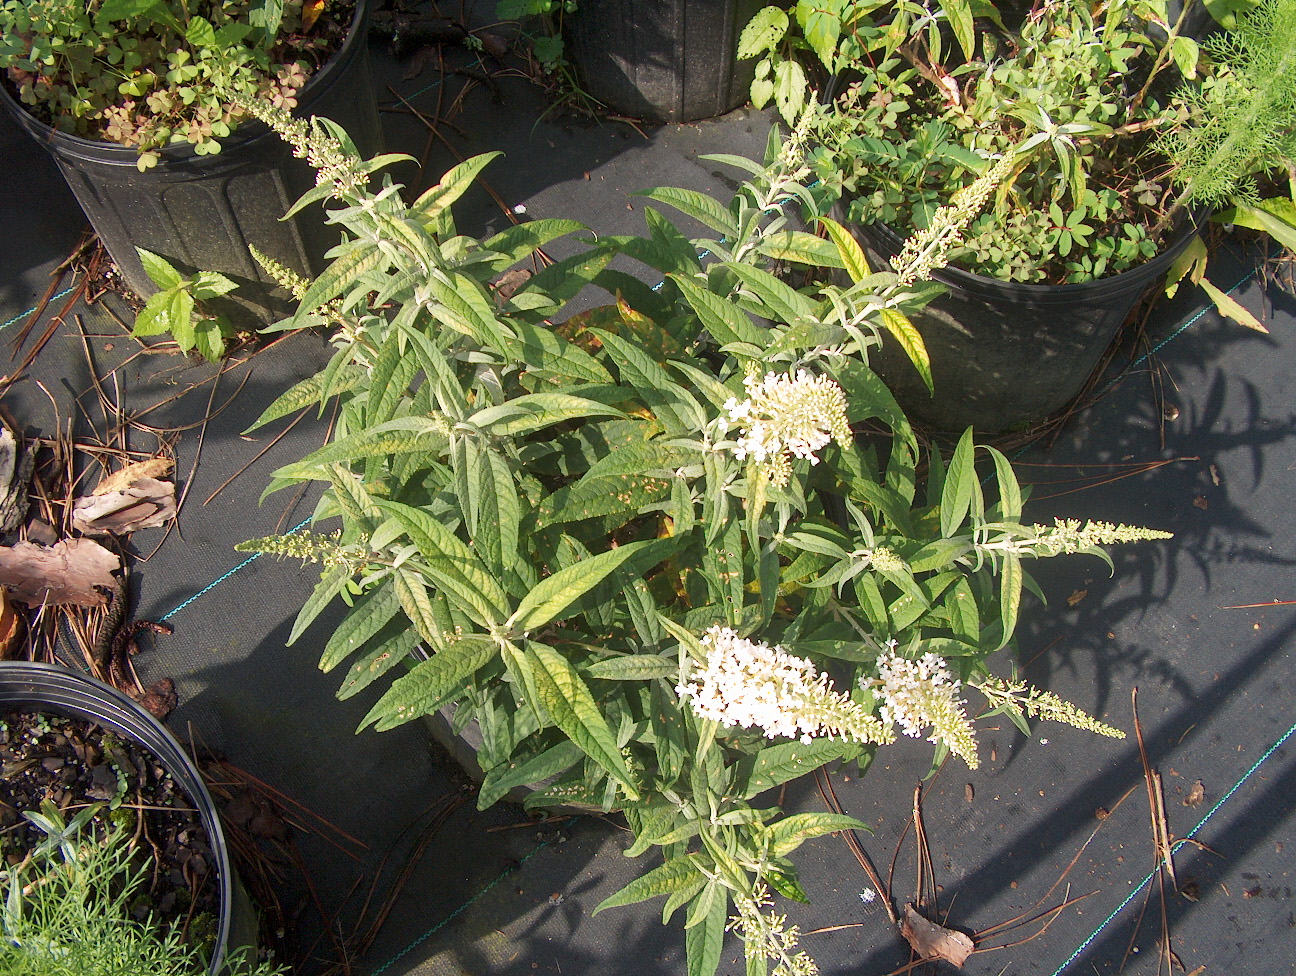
(867, 651, 980, 768)
(677, 627, 891, 746)
(718, 370, 851, 486)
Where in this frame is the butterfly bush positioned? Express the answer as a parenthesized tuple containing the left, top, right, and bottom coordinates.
(239, 103, 1172, 976)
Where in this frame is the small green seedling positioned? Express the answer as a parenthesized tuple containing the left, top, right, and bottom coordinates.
(133, 248, 239, 362)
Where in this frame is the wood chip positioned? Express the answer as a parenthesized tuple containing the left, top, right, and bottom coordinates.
(900, 903, 974, 966)
(0, 587, 23, 657)
(0, 539, 120, 607)
(93, 457, 174, 496)
(73, 478, 177, 535)
(1184, 780, 1205, 807)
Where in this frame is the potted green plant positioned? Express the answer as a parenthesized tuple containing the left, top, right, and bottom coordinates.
(0, 661, 274, 975)
(0, 0, 381, 327)
(498, 0, 763, 121)
(784, 0, 1293, 431)
(234, 104, 1169, 976)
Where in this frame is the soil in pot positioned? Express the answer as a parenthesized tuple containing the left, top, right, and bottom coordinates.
(0, 707, 223, 960)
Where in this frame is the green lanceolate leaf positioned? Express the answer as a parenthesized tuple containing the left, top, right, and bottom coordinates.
(592, 329, 694, 434)
(471, 393, 625, 437)
(478, 740, 584, 810)
(733, 739, 856, 799)
(879, 307, 932, 394)
(482, 219, 588, 272)
(584, 654, 677, 681)
(361, 635, 498, 732)
(509, 538, 673, 633)
(468, 445, 520, 578)
(685, 884, 727, 976)
(525, 643, 639, 799)
(940, 429, 976, 539)
(722, 262, 816, 325)
(427, 271, 512, 352)
(631, 187, 739, 239)
(320, 579, 402, 672)
(373, 499, 510, 625)
(593, 854, 706, 915)
(413, 151, 502, 225)
(336, 627, 420, 700)
(507, 320, 612, 384)
(536, 473, 672, 529)
(986, 444, 1022, 520)
(766, 812, 869, 858)
(393, 568, 441, 645)
(755, 230, 846, 269)
(818, 216, 871, 283)
(271, 418, 451, 477)
(287, 562, 353, 646)
(292, 244, 385, 327)
(997, 551, 1022, 651)
(670, 274, 765, 347)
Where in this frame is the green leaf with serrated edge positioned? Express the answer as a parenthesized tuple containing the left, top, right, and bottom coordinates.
(365, 327, 405, 427)
(337, 628, 420, 700)
(684, 878, 721, 930)
(292, 245, 385, 328)
(471, 394, 625, 437)
(722, 262, 816, 325)
(670, 274, 765, 347)
(997, 551, 1022, 652)
(880, 307, 932, 393)
(734, 740, 856, 799)
(625, 805, 678, 857)
(737, 4, 787, 58)
(593, 855, 706, 915)
(669, 361, 739, 413)
(940, 429, 976, 539)
(482, 219, 588, 272)
(797, 0, 841, 68)
(756, 230, 845, 268)
(631, 188, 739, 239)
(135, 248, 183, 290)
(767, 808, 870, 855)
(361, 636, 498, 732)
(478, 740, 583, 810)
(507, 320, 611, 384)
(704, 518, 743, 625)
(509, 539, 671, 632)
(413, 152, 502, 223)
(395, 321, 467, 418)
(373, 500, 509, 624)
(167, 289, 195, 350)
(818, 216, 871, 284)
(583, 442, 697, 481)
(772, 58, 807, 123)
(320, 581, 402, 672)
(393, 569, 440, 645)
(943, 0, 975, 57)
(287, 563, 352, 646)
(132, 291, 175, 337)
(526, 643, 639, 798)
(474, 446, 520, 578)
(584, 654, 677, 681)
(191, 271, 238, 299)
(650, 679, 687, 787)
(192, 318, 226, 363)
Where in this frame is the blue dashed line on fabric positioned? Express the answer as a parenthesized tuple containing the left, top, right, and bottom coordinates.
(1048, 713, 1296, 976)
(366, 823, 569, 976)
(1, 287, 77, 331)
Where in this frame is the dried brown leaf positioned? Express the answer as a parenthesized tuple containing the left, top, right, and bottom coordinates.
(900, 903, 974, 966)
(1184, 780, 1205, 807)
(0, 539, 120, 607)
(93, 457, 174, 495)
(1067, 588, 1088, 607)
(0, 587, 23, 658)
(73, 478, 177, 535)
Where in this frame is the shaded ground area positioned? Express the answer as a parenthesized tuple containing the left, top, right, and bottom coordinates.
(1, 14, 1293, 976)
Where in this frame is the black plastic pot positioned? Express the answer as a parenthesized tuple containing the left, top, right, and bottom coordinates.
(0, 1, 381, 327)
(0, 661, 256, 974)
(851, 214, 1207, 432)
(565, 0, 763, 122)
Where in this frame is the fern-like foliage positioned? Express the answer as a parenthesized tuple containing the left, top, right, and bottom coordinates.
(1159, 0, 1296, 208)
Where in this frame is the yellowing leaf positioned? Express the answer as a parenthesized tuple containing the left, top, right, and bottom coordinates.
(1200, 279, 1268, 333)
(301, 0, 326, 30)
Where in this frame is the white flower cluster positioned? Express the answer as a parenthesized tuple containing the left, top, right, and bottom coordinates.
(868, 650, 980, 768)
(677, 627, 890, 745)
(717, 370, 851, 486)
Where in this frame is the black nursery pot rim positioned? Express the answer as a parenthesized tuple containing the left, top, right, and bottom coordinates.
(857, 207, 1211, 304)
(0, 0, 367, 171)
(0, 661, 235, 976)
